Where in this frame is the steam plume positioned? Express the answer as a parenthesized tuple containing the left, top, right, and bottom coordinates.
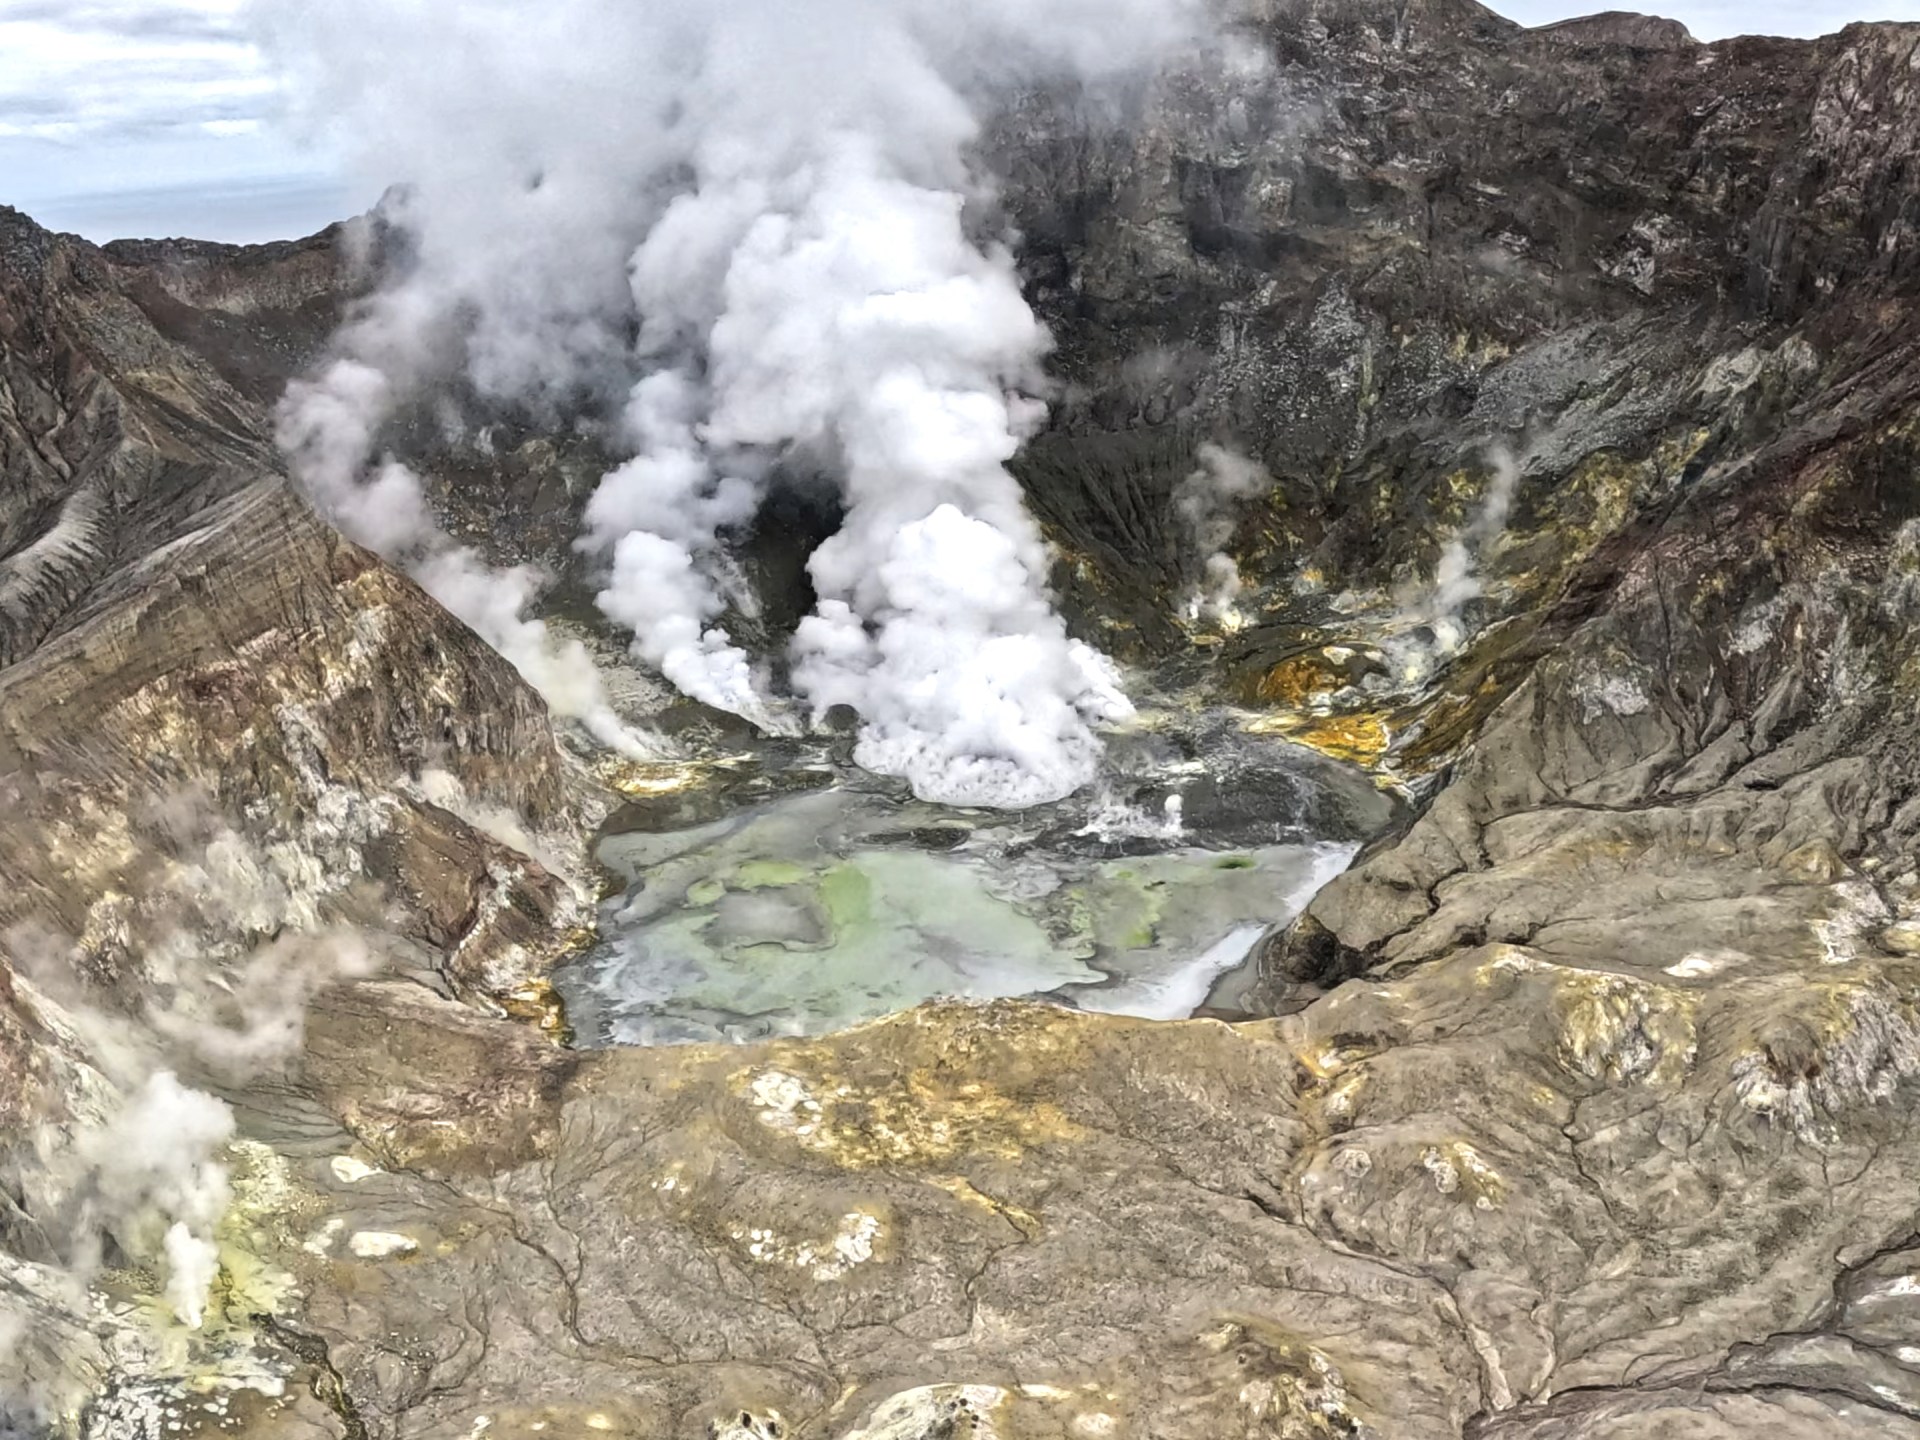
(1382, 443, 1523, 688)
(260, 0, 1213, 806)
(278, 359, 652, 758)
(1176, 442, 1271, 628)
(72, 1072, 235, 1330)
(1427, 443, 1521, 652)
(0, 820, 375, 1421)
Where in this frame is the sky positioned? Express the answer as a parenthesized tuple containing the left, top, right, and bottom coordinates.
(2, 0, 1918, 246)
(0, 0, 370, 242)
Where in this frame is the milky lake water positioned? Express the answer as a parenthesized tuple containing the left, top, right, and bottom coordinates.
(555, 721, 1384, 1046)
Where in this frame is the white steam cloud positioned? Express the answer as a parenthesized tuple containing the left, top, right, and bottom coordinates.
(0, 821, 375, 1422)
(260, 0, 1215, 807)
(278, 359, 653, 758)
(8, 923, 370, 1337)
(1382, 443, 1523, 688)
(73, 1073, 235, 1331)
(1430, 444, 1521, 641)
(1426, 442, 1521, 653)
(1176, 442, 1271, 629)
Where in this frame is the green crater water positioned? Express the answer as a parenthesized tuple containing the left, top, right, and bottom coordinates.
(559, 787, 1356, 1046)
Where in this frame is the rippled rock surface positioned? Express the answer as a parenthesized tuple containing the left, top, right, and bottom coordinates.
(10, 4, 1920, 1438)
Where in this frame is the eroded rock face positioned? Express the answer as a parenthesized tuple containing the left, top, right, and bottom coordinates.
(154, 970, 1920, 1440)
(201, 1001, 1478, 1438)
(99, 227, 361, 407)
(0, 208, 579, 1001)
(0, 210, 593, 1427)
(12, 10, 1920, 1440)
(995, 12, 1920, 722)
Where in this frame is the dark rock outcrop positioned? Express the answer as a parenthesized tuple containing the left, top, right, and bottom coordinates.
(995, 13, 1920, 692)
(14, 10, 1920, 1440)
(100, 226, 363, 405)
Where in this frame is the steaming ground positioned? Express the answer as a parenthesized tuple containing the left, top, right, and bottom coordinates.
(0, 821, 375, 1429)
(258, 0, 1226, 809)
(1177, 443, 1274, 630)
(1376, 443, 1527, 689)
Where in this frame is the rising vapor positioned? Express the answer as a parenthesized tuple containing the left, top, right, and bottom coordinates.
(0, 818, 376, 1423)
(1176, 442, 1272, 628)
(278, 354, 653, 758)
(1381, 442, 1524, 687)
(261, 0, 1213, 807)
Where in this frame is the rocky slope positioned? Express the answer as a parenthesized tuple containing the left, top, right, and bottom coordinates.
(0, 204, 584, 1000)
(8, 6, 1920, 1440)
(0, 209, 596, 1427)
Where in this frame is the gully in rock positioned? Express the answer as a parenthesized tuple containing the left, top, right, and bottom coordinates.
(5, 2, 1920, 1437)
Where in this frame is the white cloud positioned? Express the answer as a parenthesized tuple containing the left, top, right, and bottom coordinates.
(1491, 0, 1920, 39)
(0, 3, 267, 138)
(0, 0, 366, 241)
